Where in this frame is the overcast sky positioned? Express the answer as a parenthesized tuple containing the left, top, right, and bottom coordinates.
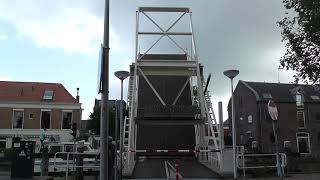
(0, 0, 295, 120)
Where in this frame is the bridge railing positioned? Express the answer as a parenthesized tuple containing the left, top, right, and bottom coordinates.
(237, 153, 287, 178)
(53, 152, 99, 180)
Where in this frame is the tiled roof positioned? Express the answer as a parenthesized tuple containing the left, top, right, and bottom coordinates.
(242, 81, 320, 103)
(0, 81, 77, 103)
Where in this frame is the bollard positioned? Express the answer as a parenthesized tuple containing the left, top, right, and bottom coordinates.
(76, 142, 85, 180)
(175, 159, 179, 180)
(41, 144, 49, 177)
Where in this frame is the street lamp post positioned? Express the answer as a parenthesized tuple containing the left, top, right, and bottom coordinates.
(114, 99, 118, 180)
(223, 69, 239, 180)
(115, 70, 130, 179)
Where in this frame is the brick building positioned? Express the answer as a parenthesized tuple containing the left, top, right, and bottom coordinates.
(0, 81, 82, 150)
(227, 81, 320, 159)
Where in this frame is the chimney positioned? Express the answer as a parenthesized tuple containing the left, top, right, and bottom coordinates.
(76, 88, 80, 103)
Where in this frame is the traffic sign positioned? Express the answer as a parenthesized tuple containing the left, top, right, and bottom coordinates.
(268, 100, 278, 121)
(97, 44, 104, 94)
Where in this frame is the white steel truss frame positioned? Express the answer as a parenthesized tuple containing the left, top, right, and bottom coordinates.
(125, 7, 222, 175)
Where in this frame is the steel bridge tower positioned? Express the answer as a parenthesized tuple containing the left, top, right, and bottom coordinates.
(122, 7, 222, 177)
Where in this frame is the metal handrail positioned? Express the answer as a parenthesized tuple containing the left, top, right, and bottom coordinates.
(53, 152, 100, 180)
(237, 153, 287, 178)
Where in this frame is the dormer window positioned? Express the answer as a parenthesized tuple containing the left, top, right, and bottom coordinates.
(43, 90, 54, 100)
(296, 92, 303, 107)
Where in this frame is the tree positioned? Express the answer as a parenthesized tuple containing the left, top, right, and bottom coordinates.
(278, 0, 320, 84)
(88, 106, 116, 138)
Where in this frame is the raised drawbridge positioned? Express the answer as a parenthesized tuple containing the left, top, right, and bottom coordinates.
(122, 7, 222, 178)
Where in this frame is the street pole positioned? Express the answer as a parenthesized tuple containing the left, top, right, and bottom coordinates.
(218, 101, 224, 171)
(231, 78, 237, 180)
(114, 100, 118, 180)
(114, 70, 130, 180)
(119, 80, 124, 180)
(223, 69, 239, 180)
(114, 99, 119, 180)
(272, 120, 283, 179)
(267, 100, 283, 179)
(101, 0, 110, 179)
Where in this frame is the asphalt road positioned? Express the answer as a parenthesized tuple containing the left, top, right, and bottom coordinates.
(131, 157, 221, 179)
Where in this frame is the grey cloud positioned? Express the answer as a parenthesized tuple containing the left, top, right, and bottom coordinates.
(98, 0, 293, 117)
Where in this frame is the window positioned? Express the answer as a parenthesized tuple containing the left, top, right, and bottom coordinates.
(43, 90, 54, 100)
(248, 115, 253, 124)
(29, 113, 33, 119)
(62, 111, 73, 129)
(262, 93, 272, 99)
(296, 93, 303, 106)
(12, 109, 24, 129)
(296, 133, 311, 153)
(310, 95, 320, 100)
(297, 111, 305, 128)
(0, 138, 6, 149)
(41, 110, 51, 129)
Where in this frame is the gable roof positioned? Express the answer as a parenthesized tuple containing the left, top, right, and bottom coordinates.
(0, 81, 77, 104)
(241, 80, 320, 103)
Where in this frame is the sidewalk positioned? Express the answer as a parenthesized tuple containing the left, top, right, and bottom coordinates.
(233, 173, 320, 180)
(0, 177, 53, 180)
(0, 173, 320, 180)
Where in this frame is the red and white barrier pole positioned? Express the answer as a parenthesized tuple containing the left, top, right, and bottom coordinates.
(175, 159, 180, 180)
(127, 149, 220, 153)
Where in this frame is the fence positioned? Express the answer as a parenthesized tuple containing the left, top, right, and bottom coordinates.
(237, 153, 287, 178)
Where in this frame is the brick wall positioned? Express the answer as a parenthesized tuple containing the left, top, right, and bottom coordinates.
(0, 107, 81, 130)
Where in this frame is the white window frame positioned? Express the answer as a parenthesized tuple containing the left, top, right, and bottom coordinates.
(12, 109, 24, 129)
(296, 132, 311, 154)
(43, 90, 54, 100)
(248, 115, 253, 124)
(297, 110, 306, 128)
(40, 109, 52, 129)
(61, 110, 73, 129)
(296, 93, 303, 106)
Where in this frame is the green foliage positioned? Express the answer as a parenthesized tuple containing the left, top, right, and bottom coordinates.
(88, 106, 116, 138)
(278, 0, 320, 84)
